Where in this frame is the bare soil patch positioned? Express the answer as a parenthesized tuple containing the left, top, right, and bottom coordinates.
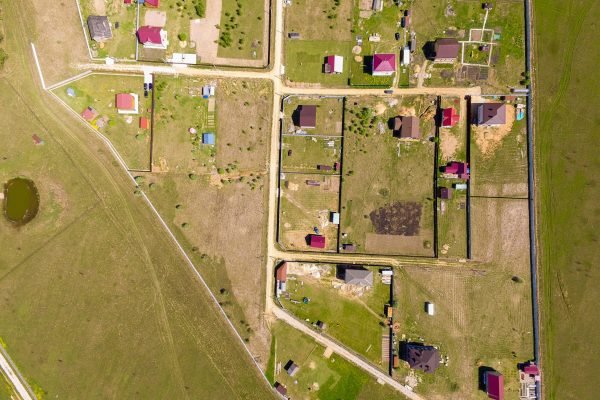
(473, 105, 515, 156)
(369, 201, 422, 236)
(440, 130, 459, 160)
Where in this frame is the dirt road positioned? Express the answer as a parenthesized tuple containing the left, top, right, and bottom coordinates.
(0, 348, 34, 400)
(272, 307, 424, 400)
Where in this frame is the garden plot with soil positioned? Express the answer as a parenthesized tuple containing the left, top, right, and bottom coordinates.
(340, 96, 436, 256)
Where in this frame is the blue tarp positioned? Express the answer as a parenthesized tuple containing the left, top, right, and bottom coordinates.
(202, 133, 215, 145)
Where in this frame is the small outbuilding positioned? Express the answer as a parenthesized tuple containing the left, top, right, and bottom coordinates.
(274, 382, 287, 396)
(441, 107, 460, 127)
(438, 187, 453, 199)
(139, 117, 150, 129)
(202, 133, 215, 145)
(284, 360, 300, 377)
(425, 302, 435, 315)
(81, 106, 99, 121)
(330, 212, 340, 225)
(324, 55, 344, 74)
(342, 243, 356, 252)
(288, 32, 301, 39)
(484, 370, 504, 400)
(87, 16, 113, 42)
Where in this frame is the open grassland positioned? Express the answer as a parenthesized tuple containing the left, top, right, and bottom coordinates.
(279, 174, 340, 252)
(53, 74, 152, 171)
(340, 96, 436, 256)
(281, 267, 389, 366)
(0, 4, 275, 397)
(79, 0, 137, 60)
(283, 96, 344, 135)
(534, 1, 600, 399)
(20, 1, 89, 86)
(217, 0, 265, 59)
(411, 0, 525, 90)
(268, 321, 405, 400)
(138, 77, 273, 363)
(285, 40, 352, 86)
(470, 100, 528, 198)
(281, 136, 342, 174)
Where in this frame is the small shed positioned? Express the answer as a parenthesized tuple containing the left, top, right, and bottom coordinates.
(317, 164, 332, 171)
(288, 32, 301, 39)
(274, 382, 287, 396)
(316, 320, 327, 330)
(202, 133, 215, 145)
(139, 117, 150, 129)
(401, 46, 411, 66)
(330, 212, 340, 225)
(453, 183, 468, 190)
(324, 55, 344, 74)
(284, 360, 300, 376)
(81, 106, 98, 121)
(342, 243, 356, 252)
(425, 302, 435, 316)
(438, 187, 453, 199)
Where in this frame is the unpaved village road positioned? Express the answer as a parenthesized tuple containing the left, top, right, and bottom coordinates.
(273, 307, 425, 400)
(0, 349, 33, 400)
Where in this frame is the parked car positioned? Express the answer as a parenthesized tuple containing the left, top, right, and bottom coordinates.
(384, 89, 394, 94)
(395, 32, 401, 41)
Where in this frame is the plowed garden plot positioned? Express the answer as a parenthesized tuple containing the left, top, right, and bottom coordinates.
(279, 174, 340, 252)
(369, 202, 422, 236)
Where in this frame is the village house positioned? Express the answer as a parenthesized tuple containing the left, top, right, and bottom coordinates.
(137, 26, 169, 49)
(295, 105, 317, 129)
(324, 55, 344, 74)
(433, 38, 460, 63)
(443, 161, 470, 179)
(274, 382, 287, 397)
(392, 115, 420, 139)
(284, 360, 300, 377)
(472, 103, 507, 126)
(87, 16, 112, 42)
(275, 262, 287, 298)
(81, 106, 99, 121)
(142, 0, 160, 7)
(441, 107, 460, 127)
(484, 370, 504, 400)
(372, 53, 396, 76)
(307, 234, 326, 249)
(343, 268, 373, 287)
(402, 343, 441, 373)
(519, 362, 540, 400)
(115, 93, 139, 114)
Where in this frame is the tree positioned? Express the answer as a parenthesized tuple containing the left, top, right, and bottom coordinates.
(178, 33, 187, 41)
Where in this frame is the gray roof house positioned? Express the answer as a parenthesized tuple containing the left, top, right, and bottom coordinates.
(284, 360, 300, 377)
(344, 269, 373, 287)
(87, 16, 113, 42)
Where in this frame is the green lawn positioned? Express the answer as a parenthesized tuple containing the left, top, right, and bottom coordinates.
(281, 136, 342, 174)
(53, 74, 151, 171)
(285, 40, 352, 86)
(217, 0, 265, 59)
(534, 1, 600, 399)
(284, 0, 353, 41)
(269, 321, 405, 400)
(340, 96, 436, 255)
(281, 269, 389, 366)
(152, 76, 214, 173)
(79, 0, 137, 60)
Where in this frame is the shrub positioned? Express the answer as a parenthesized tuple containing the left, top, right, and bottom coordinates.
(178, 33, 187, 41)
(0, 48, 7, 69)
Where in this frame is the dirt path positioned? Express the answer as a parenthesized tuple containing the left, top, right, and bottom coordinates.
(0, 348, 34, 400)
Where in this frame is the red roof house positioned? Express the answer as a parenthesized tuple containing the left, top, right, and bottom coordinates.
(485, 371, 504, 400)
(139, 117, 150, 129)
(81, 106, 98, 121)
(308, 234, 326, 249)
(444, 162, 469, 179)
(372, 53, 396, 76)
(441, 107, 459, 127)
(276, 262, 288, 282)
(116, 93, 139, 114)
(137, 26, 168, 49)
(144, 0, 160, 7)
(124, 0, 132, 4)
(324, 55, 344, 74)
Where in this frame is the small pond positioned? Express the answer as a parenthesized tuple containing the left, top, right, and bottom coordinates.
(3, 177, 40, 225)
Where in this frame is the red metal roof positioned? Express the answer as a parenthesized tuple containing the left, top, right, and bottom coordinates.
(116, 93, 135, 110)
(137, 26, 163, 45)
(139, 117, 149, 129)
(81, 106, 98, 121)
(486, 371, 504, 400)
(442, 107, 459, 127)
(276, 262, 287, 281)
(124, 0, 132, 4)
(145, 0, 159, 6)
(373, 53, 396, 72)
(308, 235, 326, 248)
(523, 364, 540, 375)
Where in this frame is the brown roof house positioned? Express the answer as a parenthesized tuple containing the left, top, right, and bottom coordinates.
(87, 16, 113, 42)
(392, 115, 421, 139)
(294, 105, 317, 129)
(433, 38, 460, 63)
(472, 103, 507, 126)
(402, 343, 441, 373)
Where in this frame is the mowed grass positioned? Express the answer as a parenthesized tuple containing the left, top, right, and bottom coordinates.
(281, 136, 342, 174)
(534, 1, 600, 399)
(281, 268, 389, 366)
(284, 0, 353, 41)
(79, 0, 137, 60)
(53, 74, 151, 170)
(269, 321, 406, 400)
(0, 66, 273, 400)
(279, 174, 340, 252)
(217, 0, 265, 59)
(152, 76, 213, 173)
(340, 96, 436, 255)
(285, 40, 352, 86)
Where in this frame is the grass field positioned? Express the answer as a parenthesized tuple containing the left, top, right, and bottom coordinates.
(281, 136, 342, 174)
(340, 96, 436, 255)
(217, 0, 265, 59)
(0, 2, 275, 397)
(285, 40, 352, 86)
(79, 0, 137, 60)
(470, 99, 528, 198)
(281, 265, 389, 366)
(268, 321, 405, 400)
(534, 1, 600, 399)
(53, 74, 152, 171)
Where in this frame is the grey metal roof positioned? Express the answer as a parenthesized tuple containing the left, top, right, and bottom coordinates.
(87, 16, 112, 42)
(344, 269, 373, 286)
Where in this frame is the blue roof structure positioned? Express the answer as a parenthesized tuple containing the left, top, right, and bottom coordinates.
(202, 133, 215, 145)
